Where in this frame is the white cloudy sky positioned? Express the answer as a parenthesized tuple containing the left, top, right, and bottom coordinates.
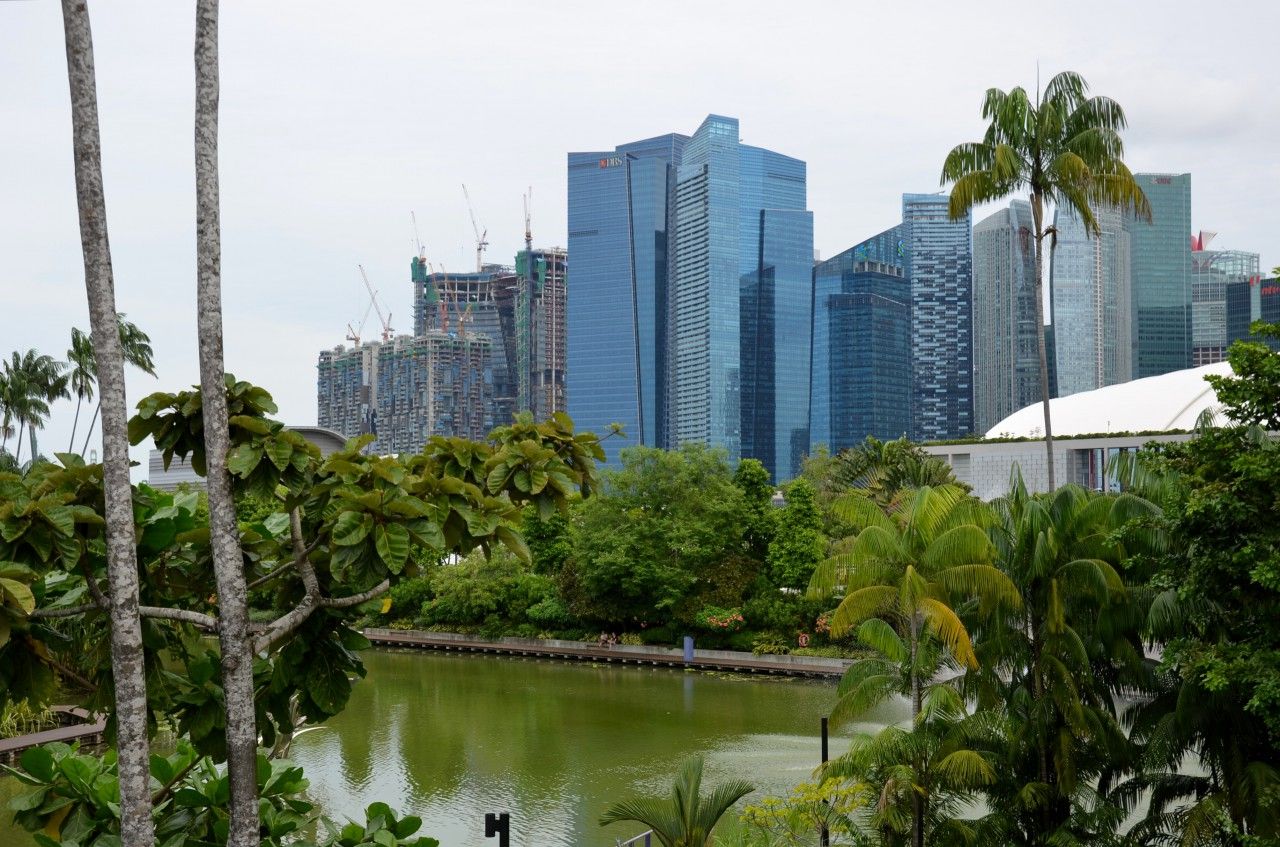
(2, 0, 1277, 469)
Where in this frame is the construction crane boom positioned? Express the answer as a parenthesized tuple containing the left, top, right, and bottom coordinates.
(357, 264, 395, 341)
(461, 183, 488, 272)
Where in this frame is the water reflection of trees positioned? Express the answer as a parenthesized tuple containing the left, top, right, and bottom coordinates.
(314, 650, 848, 838)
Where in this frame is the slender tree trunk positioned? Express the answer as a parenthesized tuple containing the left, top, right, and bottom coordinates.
(27, 422, 38, 465)
(1030, 192, 1056, 491)
(13, 418, 23, 465)
(194, 3, 259, 844)
(59, 2, 154, 843)
(81, 401, 99, 455)
(910, 614, 924, 847)
(69, 394, 83, 453)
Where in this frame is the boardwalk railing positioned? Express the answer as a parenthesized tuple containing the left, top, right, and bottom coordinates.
(617, 830, 653, 847)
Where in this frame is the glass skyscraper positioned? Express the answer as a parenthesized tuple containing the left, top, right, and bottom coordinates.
(1191, 238, 1260, 365)
(1050, 205, 1132, 397)
(973, 200, 1040, 434)
(902, 194, 973, 441)
(566, 133, 686, 467)
(810, 245, 910, 453)
(668, 115, 813, 479)
(1129, 173, 1192, 378)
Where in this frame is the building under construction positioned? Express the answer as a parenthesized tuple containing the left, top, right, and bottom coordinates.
(316, 331, 492, 453)
(317, 342, 378, 440)
(411, 258, 519, 425)
(514, 247, 568, 418)
(372, 332, 492, 450)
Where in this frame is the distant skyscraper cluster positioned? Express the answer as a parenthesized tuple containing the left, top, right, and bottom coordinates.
(316, 123, 1272, 477)
(317, 249, 567, 453)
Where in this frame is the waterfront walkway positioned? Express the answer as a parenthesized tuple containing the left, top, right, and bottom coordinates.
(0, 707, 106, 764)
(362, 628, 853, 679)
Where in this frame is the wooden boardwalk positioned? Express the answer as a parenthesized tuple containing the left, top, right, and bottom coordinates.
(0, 706, 106, 764)
(363, 629, 846, 679)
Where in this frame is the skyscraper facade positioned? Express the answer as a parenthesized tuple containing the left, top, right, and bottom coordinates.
(317, 342, 378, 440)
(670, 115, 813, 479)
(567, 133, 686, 467)
(1050, 205, 1132, 397)
(972, 200, 1039, 434)
(372, 333, 491, 452)
(412, 259, 518, 426)
(902, 194, 973, 441)
(1190, 235, 1260, 365)
(514, 247, 568, 419)
(810, 247, 910, 453)
(1129, 173, 1192, 378)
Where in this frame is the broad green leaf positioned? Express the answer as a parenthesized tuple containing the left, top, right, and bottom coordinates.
(331, 511, 372, 546)
(1, 577, 36, 614)
(225, 444, 263, 478)
(18, 746, 56, 783)
(374, 523, 410, 573)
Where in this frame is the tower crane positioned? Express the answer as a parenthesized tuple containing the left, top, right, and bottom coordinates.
(462, 183, 488, 272)
(523, 187, 533, 257)
(357, 264, 395, 341)
(410, 211, 426, 261)
(345, 297, 374, 347)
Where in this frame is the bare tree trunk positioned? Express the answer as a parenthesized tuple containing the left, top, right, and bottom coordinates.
(59, 2, 154, 844)
(193, 3, 259, 844)
(1030, 192, 1056, 491)
(81, 401, 100, 456)
(69, 394, 83, 452)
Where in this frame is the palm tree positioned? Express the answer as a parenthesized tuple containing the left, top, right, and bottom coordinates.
(824, 698, 997, 847)
(600, 756, 755, 847)
(970, 478, 1157, 846)
(77, 314, 156, 455)
(809, 485, 1019, 847)
(941, 71, 1150, 491)
(2, 349, 69, 466)
(66, 327, 96, 452)
(833, 437, 963, 509)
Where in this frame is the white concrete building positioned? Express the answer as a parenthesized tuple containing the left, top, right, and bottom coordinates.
(923, 363, 1229, 500)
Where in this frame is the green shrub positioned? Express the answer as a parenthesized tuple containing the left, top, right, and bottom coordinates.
(619, 633, 644, 646)
(751, 635, 791, 656)
(790, 645, 859, 659)
(693, 605, 746, 632)
(743, 588, 825, 633)
(385, 575, 434, 618)
(527, 596, 576, 628)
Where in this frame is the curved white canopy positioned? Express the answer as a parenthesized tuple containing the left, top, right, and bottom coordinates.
(985, 362, 1232, 439)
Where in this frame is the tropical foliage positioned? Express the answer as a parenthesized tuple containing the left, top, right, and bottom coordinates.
(599, 756, 754, 847)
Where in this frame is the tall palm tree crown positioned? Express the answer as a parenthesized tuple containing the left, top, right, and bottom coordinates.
(941, 71, 1150, 491)
(2, 349, 69, 465)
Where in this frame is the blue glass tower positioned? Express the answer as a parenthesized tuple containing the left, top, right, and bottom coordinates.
(566, 133, 686, 467)
(1129, 173, 1192, 378)
(671, 116, 813, 479)
(902, 194, 973, 441)
(810, 242, 910, 453)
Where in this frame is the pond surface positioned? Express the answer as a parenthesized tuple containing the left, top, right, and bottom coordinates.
(3, 649, 909, 846)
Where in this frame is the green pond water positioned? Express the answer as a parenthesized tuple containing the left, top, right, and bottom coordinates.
(3, 649, 910, 846)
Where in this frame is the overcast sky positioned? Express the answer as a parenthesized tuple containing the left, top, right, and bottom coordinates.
(2, 0, 1277, 471)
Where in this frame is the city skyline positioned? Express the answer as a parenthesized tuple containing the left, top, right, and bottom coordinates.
(2, 1, 1277, 468)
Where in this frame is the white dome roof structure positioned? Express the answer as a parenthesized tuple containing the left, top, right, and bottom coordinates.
(985, 362, 1232, 439)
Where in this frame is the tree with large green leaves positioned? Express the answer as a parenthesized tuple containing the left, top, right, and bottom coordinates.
(941, 71, 1150, 490)
(1112, 324, 1280, 845)
(566, 444, 753, 627)
(809, 484, 1018, 847)
(599, 756, 755, 847)
(767, 477, 825, 590)
(968, 478, 1158, 847)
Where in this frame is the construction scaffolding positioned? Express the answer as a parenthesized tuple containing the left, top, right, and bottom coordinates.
(372, 332, 492, 452)
(514, 247, 568, 419)
(316, 341, 380, 440)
